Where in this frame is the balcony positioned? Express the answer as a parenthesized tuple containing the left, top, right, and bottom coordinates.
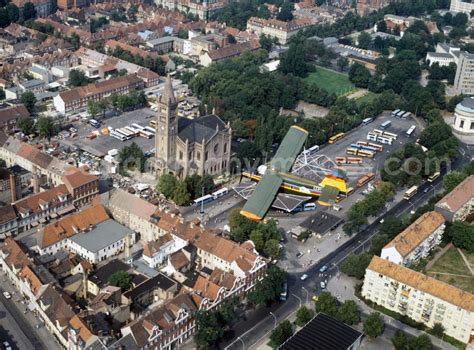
(401, 290, 410, 298)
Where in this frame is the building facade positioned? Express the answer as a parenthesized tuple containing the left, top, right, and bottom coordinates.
(154, 75, 231, 178)
(452, 97, 474, 135)
(246, 17, 313, 44)
(362, 256, 474, 344)
(454, 51, 474, 95)
(435, 175, 474, 222)
(381, 211, 445, 266)
(450, 0, 474, 14)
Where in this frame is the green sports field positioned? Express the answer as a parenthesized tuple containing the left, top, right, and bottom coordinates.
(305, 67, 356, 97)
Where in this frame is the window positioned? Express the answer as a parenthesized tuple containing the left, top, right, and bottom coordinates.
(224, 143, 227, 153)
(460, 119, 465, 128)
(471, 121, 474, 130)
(179, 151, 183, 160)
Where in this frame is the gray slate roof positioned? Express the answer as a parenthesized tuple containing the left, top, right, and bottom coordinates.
(178, 114, 227, 144)
(69, 219, 133, 253)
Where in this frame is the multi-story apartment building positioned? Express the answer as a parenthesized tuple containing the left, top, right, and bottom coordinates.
(454, 51, 474, 95)
(450, 0, 474, 14)
(362, 256, 474, 344)
(435, 175, 474, 222)
(246, 17, 313, 44)
(381, 211, 445, 266)
(53, 74, 144, 113)
(12, 0, 52, 17)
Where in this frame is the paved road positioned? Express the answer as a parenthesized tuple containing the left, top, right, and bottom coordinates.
(222, 148, 472, 349)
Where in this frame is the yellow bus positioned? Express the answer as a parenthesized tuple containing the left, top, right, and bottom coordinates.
(427, 172, 440, 183)
(328, 133, 345, 144)
(404, 185, 418, 200)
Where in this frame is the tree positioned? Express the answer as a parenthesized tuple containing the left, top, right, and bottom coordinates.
(279, 43, 308, 77)
(248, 266, 287, 306)
(157, 174, 178, 199)
(295, 306, 314, 327)
(443, 171, 468, 193)
(336, 56, 349, 72)
(68, 69, 90, 87)
(263, 239, 280, 259)
(358, 31, 372, 49)
(194, 310, 224, 348)
(336, 300, 359, 325)
(391, 330, 409, 350)
(314, 292, 338, 317)
(340, 253, 372, 279)
(108, 270, 132, 290)
(36, 116, 56, 140)
(228, 207, 258, 242)
(87, 101, 101, 118)
(270, 320, 293, 348)
(118, 142, 145, 174)
(21, 91, 36, 112)
(173, 180, 191, 205)
(363, 312, 384, 338)
(449, 221, 474, 253)
(22, 2, 36, 20)
(69, 33, 80, 50)
(431, 323, 445, 337)
(17, 116, 34, 135)
(410, 334, 432, 350)
(348, 63, 371, 88)
(260, 33, 273, 51)
(5, 3, 19, 23)
(276, 2, 294, 21)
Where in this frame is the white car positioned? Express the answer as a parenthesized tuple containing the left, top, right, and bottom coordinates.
(300, 274, 308, 281)
(2, 291, 11, 299)
(3, 341, 11, 350)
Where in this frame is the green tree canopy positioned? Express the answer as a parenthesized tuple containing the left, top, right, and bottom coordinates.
(36, 116, 57, 140)
(358, 31, 372, 49)
(449, 221, 474, 253)
(20, 91, 36, 112)
(340, 253, 372, 279)
(349, 63, 371, 88)
(270, 320, 293, 348)
(336, 300, 359, 325)
(363, 312, 384, 338)
(157, 174, 178, 199)
(314, 292, 338, 317)
(22, 2, 36, 20)
(248, 266, 287, 306)
(17, 116, 34, 135)
(194, 310, 224, 348)
(68, 69, 90, 87)
(277, 2, 294, 21)
(108, 270, 132, 290)
(295, 306, 314, 327)
(173, 180, 191, 206)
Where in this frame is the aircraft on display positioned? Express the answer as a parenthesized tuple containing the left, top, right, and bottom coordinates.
(239, 125, 348, 221)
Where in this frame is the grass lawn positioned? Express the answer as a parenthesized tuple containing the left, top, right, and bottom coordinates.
(305, 66, 356, 96)
(356, 92, 380, 106)
(425, 246, 474, 293)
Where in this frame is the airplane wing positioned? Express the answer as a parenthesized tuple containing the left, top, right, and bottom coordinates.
(317, 186, 339, 206)
(271, 126, 308, 173)
(240, 172, 283, 221)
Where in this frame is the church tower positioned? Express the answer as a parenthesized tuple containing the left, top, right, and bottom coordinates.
(155, 75, 178, 175)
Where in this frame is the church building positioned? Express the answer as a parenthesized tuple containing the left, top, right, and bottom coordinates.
(155, 76, 232, 178)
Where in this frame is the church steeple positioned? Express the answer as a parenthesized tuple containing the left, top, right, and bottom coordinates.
(163, 74, 176, 105)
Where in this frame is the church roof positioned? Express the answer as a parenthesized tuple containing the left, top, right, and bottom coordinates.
(163, 74, 176, 105)
(178, 115, 227, 144)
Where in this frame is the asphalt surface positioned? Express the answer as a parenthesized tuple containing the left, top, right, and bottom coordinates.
(222, 147, 472, 350)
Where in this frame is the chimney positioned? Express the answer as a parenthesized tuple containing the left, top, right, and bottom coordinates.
(125, 234, 131, 259)
(31, 172, 40, 194)
(82, 269, 88, 299)
(9, 173, 17, 202)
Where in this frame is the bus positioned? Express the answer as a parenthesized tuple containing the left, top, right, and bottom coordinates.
(211, 187, 229, 199)
(377, 136, 393, 145)
(395, 110, 405, 118)
(406, 125, 416, 137)
(357, 172, 376, 187)
(362, 117, 374, 125)
(383, 131, 398, 140)
(367, 132, 378, 142)
(428, 172, 440, 182)
(139, 130, 154, 139)
(110, 130, 127, 141)
(125, 126, 140, 136)
(401, 111, 411, 119)
(380, 121, 391, 129)
(368, 143, 383, 152)
(149, 120, 157, 128)
(117, 128, 134, 138)
(131, 123, 145, 131)
(347, 157, 363, 164)
(357, 149, 375, 158)
(144, 126, 156, 134)
(346, 187, 355, 196)
(193, 194, 214, 206)
(373, 129, 384, 135)
(301, 145, 320, 157)
(391, 109, 400, 117)
(404, 185, 418, 200)
(328, 133, 345, 144)
(89, 119, 101, 128)
(346, 147, 358, 156)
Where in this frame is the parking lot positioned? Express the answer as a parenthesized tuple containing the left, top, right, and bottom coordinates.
(63, 108, 157, 157)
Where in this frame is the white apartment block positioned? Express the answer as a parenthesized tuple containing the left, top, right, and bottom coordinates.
(381, 211, 445, 266)
(454, 51, 474, 95)
(362, 256, 474, 344)
(425, 43, 460, 67)
(246, 17, 313, 45)
(450, 0, 474, 14)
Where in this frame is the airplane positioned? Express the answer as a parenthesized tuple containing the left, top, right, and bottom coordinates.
(239, 125, 347, 221)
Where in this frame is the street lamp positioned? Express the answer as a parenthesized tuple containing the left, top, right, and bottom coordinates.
(269, 312, 277, 329)
(237, 336, 245, 350)
(292, 293, 302, 307)
(302, 287, 309, 305)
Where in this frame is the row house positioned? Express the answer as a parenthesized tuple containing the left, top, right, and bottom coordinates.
(362, 256, 474, 344)
(435, 175, 474, 222)
(13, 184, 75, 231)
(0, 105, 30, 132)
(62, 167, 99, 207)
(246, 16, 314, 44)
(381, 211, 446, 266)
(53, 73, 144, 113)
(200, 40, 261, 67)
(37, 204, 109, 256)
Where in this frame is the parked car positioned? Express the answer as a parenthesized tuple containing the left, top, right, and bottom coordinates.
(3, 341, 11, 350)
(300, 274, 308, 281)
(2, 291, 11, 299)
(320, 281, 326, 289)
(319, 265, 328, 273)
(296, 252, 304, 259)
